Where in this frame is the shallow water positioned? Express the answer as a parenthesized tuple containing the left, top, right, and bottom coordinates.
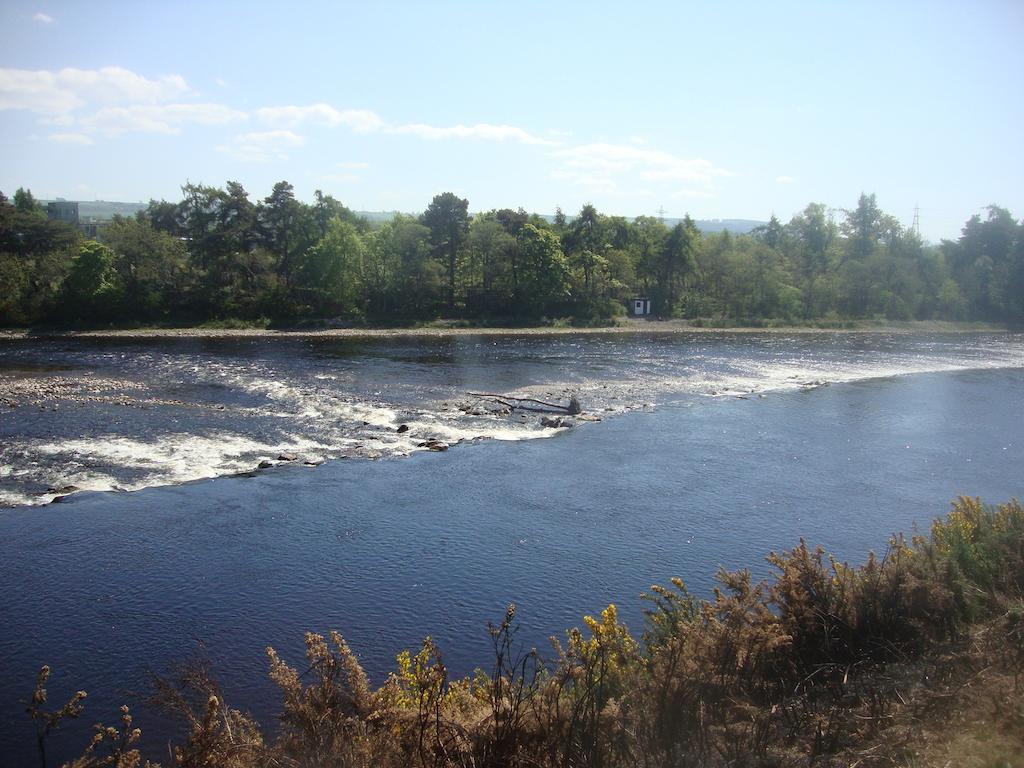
(2, 331, 1022, 507)
(0, 331, 1022, 763)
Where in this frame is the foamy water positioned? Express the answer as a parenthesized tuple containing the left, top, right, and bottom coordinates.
(1, 331, 1022, 507)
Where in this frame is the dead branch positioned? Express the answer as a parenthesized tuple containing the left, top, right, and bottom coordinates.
(466, 392, 581, 414)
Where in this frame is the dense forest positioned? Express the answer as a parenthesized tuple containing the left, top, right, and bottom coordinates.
(2, 183, 1023, 327)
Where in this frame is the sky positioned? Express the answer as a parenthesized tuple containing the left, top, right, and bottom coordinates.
(1, 1, 1022, 242)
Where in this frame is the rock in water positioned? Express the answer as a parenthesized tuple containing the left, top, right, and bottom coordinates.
(47, 484, 80, 494)
(418, 439, 449, 451)
(541, 415, 573, 428)
(567, 396, 582, 415)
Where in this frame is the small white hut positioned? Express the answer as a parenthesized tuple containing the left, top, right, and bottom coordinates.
(630, 296, 652, 316)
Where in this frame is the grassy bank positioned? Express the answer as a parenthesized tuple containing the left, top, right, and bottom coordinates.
(27, 497, 1023, 767)
(1, 318, 1014, 341)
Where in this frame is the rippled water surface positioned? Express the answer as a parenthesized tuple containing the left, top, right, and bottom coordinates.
(1, 331, 1022, 763)
(2, 331, 1022, 507)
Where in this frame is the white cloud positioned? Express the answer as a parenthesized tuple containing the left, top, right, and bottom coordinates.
(775, 175, 797, 184)
(215, 78, 228, 88)
(257, 102, 556, 146)
(671, 189, 715, 200)
(336, 161, 369, 169)
(0, 66, 190, 115)
(33, 12, 54, 23)
(217, 129, 304, 162)
(320, 173, 361, 184)
(550, 142, 731, 193)
(256, 103, 384, 133)
(0, 68, 83, 113)
(48, 132, 93, 145)
(388, 122, 558, 146)
(41, 113, 75, 126)
(80, 103, 248, 136)
(551, 169, 619, 194)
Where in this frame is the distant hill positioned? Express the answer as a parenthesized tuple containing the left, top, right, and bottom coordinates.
(40, 202, 765, 235)
(355, 211, 766, 234)
(685, 218, 766, 234)
(355, 210, 407, 224)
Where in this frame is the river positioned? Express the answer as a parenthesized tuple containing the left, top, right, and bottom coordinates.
(1, 330, 1021, 763)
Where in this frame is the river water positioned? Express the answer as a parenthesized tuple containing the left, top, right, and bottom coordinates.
(0, 330, 1022, 763)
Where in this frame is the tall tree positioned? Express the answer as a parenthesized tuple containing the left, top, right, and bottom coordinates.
(516, 223, 570, 317)
(13, 188, 43, 215)
(297, 219, 364, 316)
(630, 215, 668, 294)
(62, 240, 120, 320)
(260, 181, 303, 285)
(0, 192, 78, 323)
(103, 216, 188, 320)
(567, 203, 603, 292)
(787, 203, 837, 317)
(657, 217, 700, 314)
(420, 192, 469, 313)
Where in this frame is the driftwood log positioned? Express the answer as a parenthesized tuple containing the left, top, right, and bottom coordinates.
(466, 392, 582, 415)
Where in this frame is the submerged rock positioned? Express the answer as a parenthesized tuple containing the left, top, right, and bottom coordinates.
(277, 452, 298, 462)
(396, 423, 410, 433)
(418, 439, 449, 451)
(257, 459, 274, 469)
(541, 415, 573, 429)
(47, 484, 80, 494)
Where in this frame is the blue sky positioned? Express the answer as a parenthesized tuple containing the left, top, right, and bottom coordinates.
(1, 1, 1021, 241)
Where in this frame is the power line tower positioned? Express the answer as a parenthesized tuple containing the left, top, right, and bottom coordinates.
(911, 204, 920, 238)
(657, 205, 666, 223)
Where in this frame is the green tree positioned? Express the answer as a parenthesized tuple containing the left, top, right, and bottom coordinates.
(365, 215, 440, 318)
(552, 206, 568, 233)
(787, 203, 837, 318)
(657, 217, 700, 314)
(516, 223, 570, 317)
(297, 219, 365, 317)
(0, 192, 78, 324)
(62, 240, 120, 321)
(841, 193, 896, 262)
(952, 205, 1020, 319)
(102, 216, 189, 320)
(312, 190, 368, 237)
(13, 187, 44, 215)
(566, 203, 604, 293)
(260, 181, 305, 286)
(630, 215, 668, 296)
(177, 182, 265, 316)
(466, 216, 516, 316)
(420, 192, 470, 313)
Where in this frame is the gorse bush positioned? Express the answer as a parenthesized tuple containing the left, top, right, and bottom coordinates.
(29, 497, 1024, 767)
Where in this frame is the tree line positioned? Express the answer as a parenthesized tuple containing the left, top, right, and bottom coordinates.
(2, 183, 1022, 327)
